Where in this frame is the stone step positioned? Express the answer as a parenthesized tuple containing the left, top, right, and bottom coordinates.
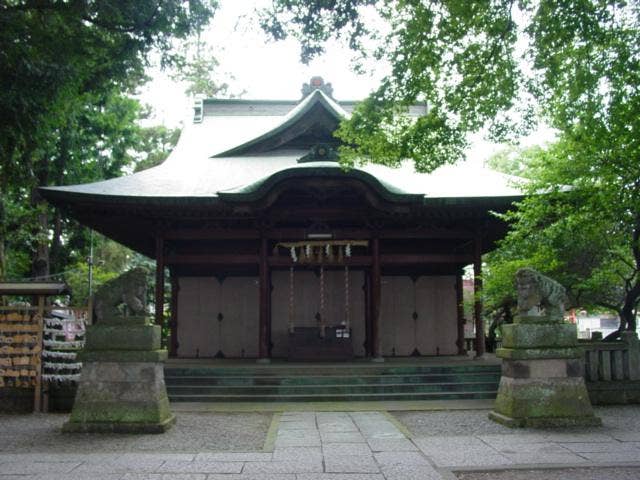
(164, 364, 501, 377)
(166, 381, 498, 396)
(168, 390, 498, 402)
(164, 373, 500, 387)
(164, 363, 501, 403)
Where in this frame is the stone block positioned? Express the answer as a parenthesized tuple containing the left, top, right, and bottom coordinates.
(497, 346, 582, 360)
(64, 361, 174, 434)
(586, 380, 640, 405)
(490, 376, 601, 428)
(622, 331, 640, 380)
(515, 314, 564, 324)
(85, 324, 161, 351)
(99, 315, 150, 326)
(501, 323, 577, 349)
(502, 358, 583, 379)
(78, 349, 168, 363)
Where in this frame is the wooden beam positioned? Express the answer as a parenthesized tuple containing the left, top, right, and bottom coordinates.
(381, 254, 474, 264)
(162, 227, 475, 241)
(155, 236, 165, 327)
(268, 256, 372, 267)
(165, 253, 472, 267)
(165, 254, 259, 265)
(164, 229, 259, 240)
(474, 235, 485, 357)
(379, 229, 475, 239)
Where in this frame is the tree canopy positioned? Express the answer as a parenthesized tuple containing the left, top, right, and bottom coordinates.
(262, 0, 639, 171)
(0, 0, 217, 285)
(485, 135, 640, 336)
(263, 0, 640, 332)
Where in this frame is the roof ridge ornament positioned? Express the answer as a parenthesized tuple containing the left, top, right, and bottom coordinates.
(301, 76, 334, 99)
(297, 143, 339, 163)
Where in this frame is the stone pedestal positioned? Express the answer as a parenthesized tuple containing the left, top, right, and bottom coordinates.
(489, 315, 601, 428)
(63, 316, 175, 433)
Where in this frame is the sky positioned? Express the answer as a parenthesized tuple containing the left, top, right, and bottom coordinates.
(137, 0, 555, 166)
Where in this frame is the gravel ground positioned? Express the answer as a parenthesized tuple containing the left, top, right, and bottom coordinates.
(456, 467, 640, 480)
(393, 405, 640, 437)
(0, 412, 272, 453)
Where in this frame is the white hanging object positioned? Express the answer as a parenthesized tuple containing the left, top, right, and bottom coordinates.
(42, 350, 77, 360)
(44, 362, 82, 371)
(345, 243, 352, 257)
(290, 247, 298, 262)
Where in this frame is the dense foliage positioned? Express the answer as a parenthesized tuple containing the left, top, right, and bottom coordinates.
(263, 0, 640, 333)
(0, 1, 217, 289)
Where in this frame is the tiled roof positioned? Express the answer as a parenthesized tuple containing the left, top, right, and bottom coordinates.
(41, 88, 524, 205)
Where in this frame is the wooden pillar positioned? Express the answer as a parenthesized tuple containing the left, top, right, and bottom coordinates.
(169, 272, 179, 358)
(455, 271, 466, 355)
(474, 235, 485, 357)
(258, 237, 271, 362)
(34, 295, 44, 413)
(371, 237, 383, 362)
(154, 235, 164, 327)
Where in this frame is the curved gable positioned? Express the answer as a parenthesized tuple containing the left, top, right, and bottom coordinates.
(213, 90, 348, 157)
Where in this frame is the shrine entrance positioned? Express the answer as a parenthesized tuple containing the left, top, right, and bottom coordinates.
(271, 241, 368, 361)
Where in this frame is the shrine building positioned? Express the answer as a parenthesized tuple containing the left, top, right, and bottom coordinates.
(41, 77, 523, 363)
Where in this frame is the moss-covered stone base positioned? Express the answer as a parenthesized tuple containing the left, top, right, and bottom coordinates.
(491, 376, 600, 428)
(502, 323, 577, 349)
(497, 347, 582, 360)
(488, 410, 602, 428)
(85, 324, 161, 351)
(63, 413, 176, 434)
(65, 361, 174, 434)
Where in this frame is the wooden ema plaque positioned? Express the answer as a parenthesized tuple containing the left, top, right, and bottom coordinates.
(0, 303, 44, 407)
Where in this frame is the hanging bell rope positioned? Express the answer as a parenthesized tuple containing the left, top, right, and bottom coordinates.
(344, 265, 350, 333)
(288, 266, 295, 334)
(319, 265, 325, 338)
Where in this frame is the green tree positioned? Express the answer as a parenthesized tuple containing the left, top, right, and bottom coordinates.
(169, 29, 243, 98)
(262, 0, 530, 170)
(264, 0, 640, 335)
(0, 0, 217, 280)
(485, 138, 640, 337)
(134, 124, 181, 172)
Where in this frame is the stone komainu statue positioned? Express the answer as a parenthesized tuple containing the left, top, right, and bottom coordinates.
(93, 267, 148, 321)
(515, 268, 567, 320)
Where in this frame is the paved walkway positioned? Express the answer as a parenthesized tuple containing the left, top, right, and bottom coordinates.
(1, 410, 640, 479)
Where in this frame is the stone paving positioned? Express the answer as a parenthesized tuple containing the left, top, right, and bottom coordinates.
(1, 410, 640, 479)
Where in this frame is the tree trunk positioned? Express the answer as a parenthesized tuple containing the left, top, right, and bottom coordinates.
(0, 196, 6, 281)
(49, 209, 63, 274)
(29, 148, 51, 281)
(621, 281, 640, 332)
(30, 189, 50, 281)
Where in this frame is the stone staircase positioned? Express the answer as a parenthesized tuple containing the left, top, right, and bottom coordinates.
(164, 362, 501, 402)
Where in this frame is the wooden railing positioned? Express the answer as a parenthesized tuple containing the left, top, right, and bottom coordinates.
(582, 332, 640, 382)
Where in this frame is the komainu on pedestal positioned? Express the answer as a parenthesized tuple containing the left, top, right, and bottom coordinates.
(63, 267, 175, 433)
(489, 268, 601, 428)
